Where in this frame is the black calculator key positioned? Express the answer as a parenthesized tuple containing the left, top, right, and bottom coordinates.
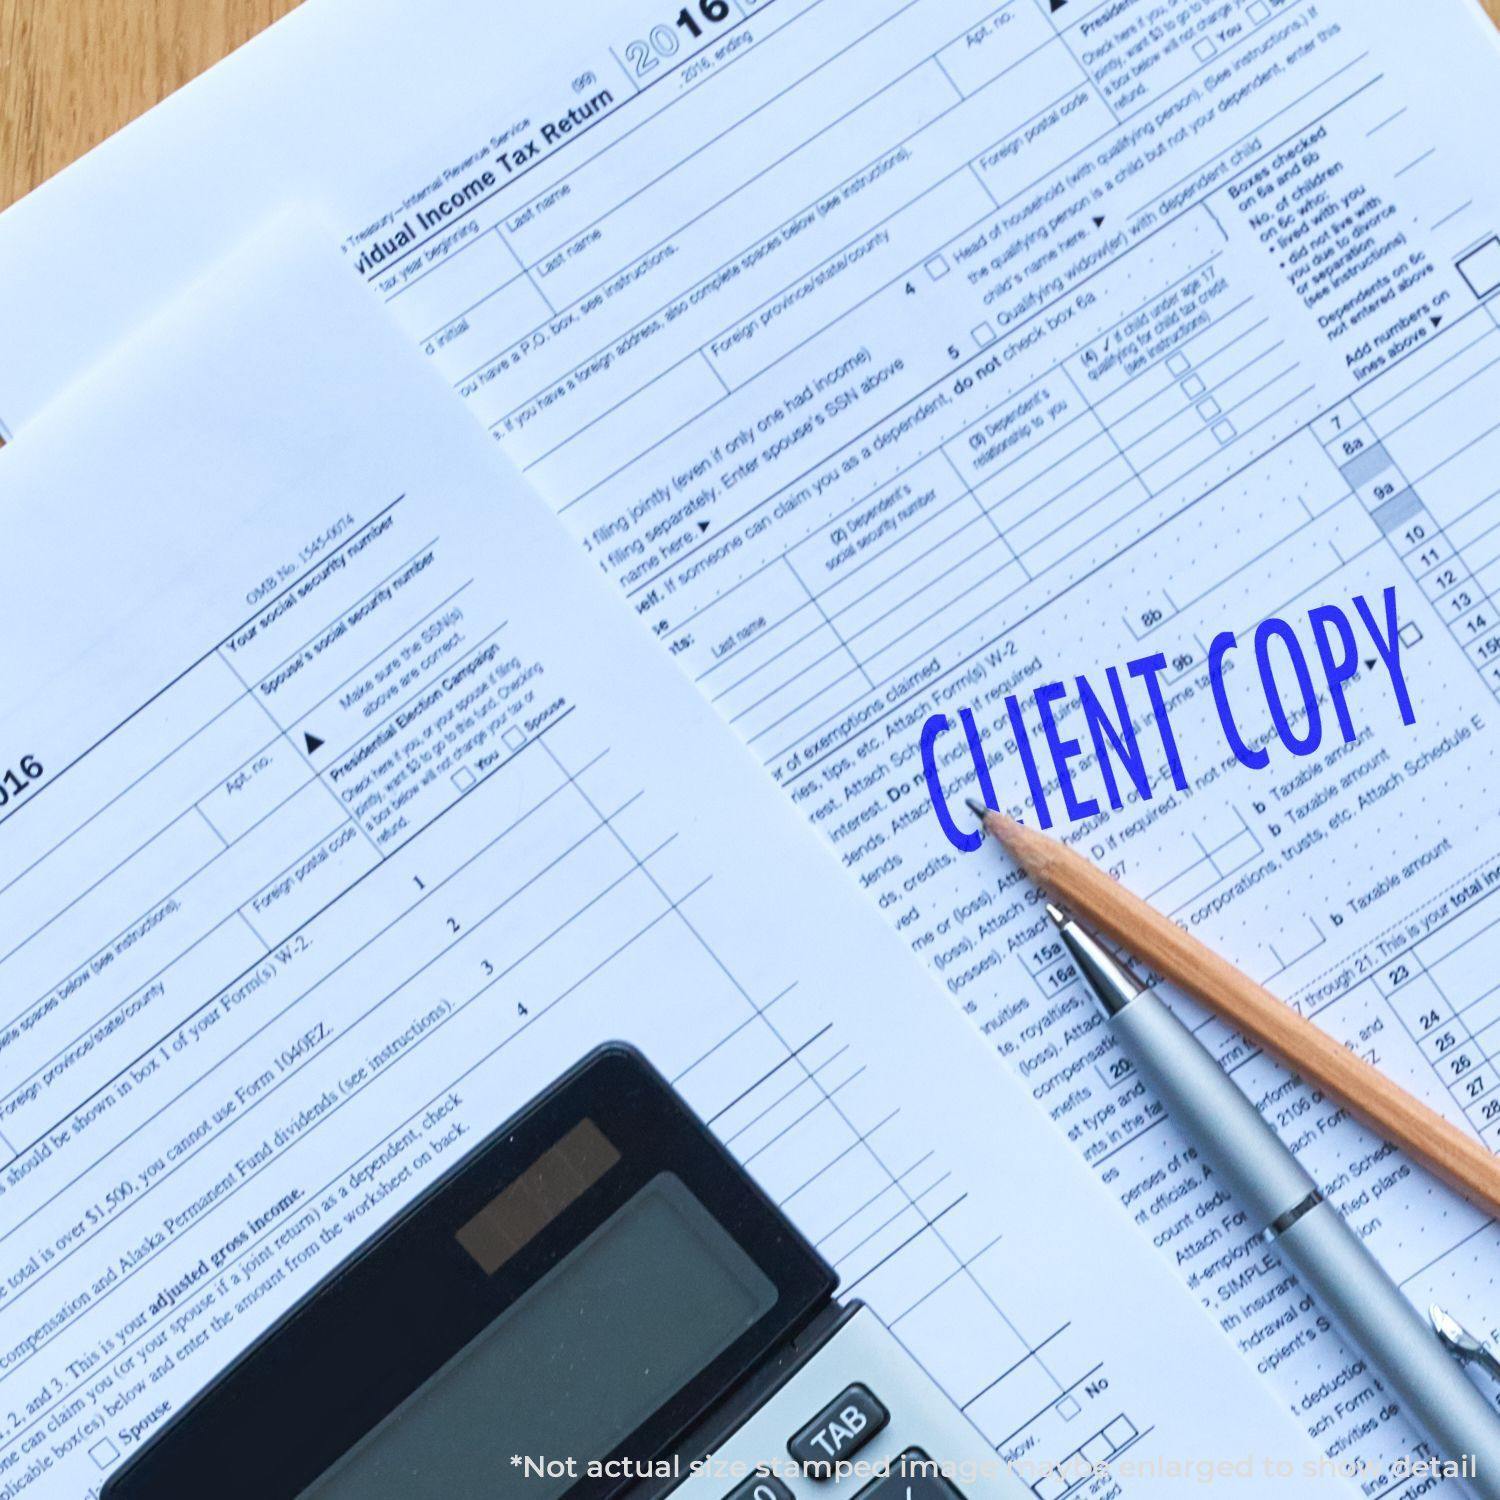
(855, 1450, 964, 1499)
(726, 1476, 795, 1500)
(787, 1384, 889, 1474)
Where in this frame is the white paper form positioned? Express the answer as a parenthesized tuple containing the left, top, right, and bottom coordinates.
(0, 231, 1323, 1498)
(3, 0, 1500, 1483)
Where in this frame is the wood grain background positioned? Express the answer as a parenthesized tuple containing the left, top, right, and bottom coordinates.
(1, 0, 1498, 211)
(0, 0, 301, 210)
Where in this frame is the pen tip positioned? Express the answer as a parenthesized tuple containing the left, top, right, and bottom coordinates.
(1045, 902, 1069, 928)
(965, 802, 1034, 856)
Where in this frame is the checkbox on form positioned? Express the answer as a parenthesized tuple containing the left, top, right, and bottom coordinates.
(1457, 238, 1500, 298)
(925, 254, 950, 280)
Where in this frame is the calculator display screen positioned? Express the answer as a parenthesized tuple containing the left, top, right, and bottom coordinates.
(298, 1173, 776, 1499)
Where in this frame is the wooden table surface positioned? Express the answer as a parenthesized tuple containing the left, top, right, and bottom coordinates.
(0, 0, 301, 211)
(1, 0, 1498, 211)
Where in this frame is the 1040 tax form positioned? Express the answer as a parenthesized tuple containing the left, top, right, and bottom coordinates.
(0, 231, 1315, 1497)
(4, 0, 1500, 1484)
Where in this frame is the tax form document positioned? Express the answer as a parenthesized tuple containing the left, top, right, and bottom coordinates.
(2, 0, 1500, 1483)
(0, 232, 1319, 1498)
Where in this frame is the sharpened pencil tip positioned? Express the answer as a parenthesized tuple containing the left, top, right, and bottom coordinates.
(965, 798, 989, 820)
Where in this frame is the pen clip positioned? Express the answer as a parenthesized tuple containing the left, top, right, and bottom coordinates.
(1432, 1305, 1500, 1389)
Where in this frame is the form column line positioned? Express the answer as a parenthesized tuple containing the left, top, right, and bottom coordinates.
(214, 646, 388, 865)
(782, 553, 878, 692)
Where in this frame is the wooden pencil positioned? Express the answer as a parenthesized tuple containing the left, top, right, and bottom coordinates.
(973, 806, 1500, 1220)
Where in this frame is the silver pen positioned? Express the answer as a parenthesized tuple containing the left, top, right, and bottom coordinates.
(1048, 902, 1500, 1499)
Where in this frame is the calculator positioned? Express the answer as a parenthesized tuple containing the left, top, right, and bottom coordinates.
(102, 1045, 1023, 1499)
